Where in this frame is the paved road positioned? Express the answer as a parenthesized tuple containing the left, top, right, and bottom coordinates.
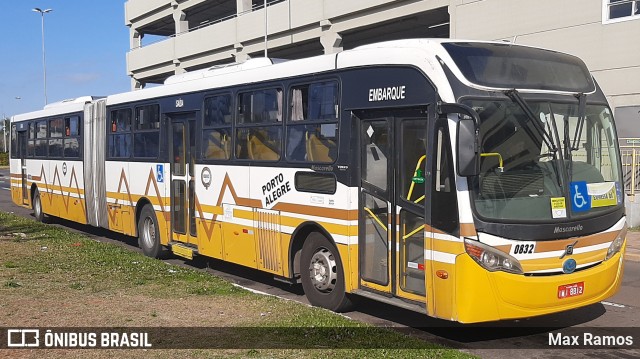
(0, 167, 638, 358)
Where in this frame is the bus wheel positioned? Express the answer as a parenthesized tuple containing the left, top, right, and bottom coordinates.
(32, 189, 45, 223)
(137, 204, 164, 258)
(300, 232, 353, 312)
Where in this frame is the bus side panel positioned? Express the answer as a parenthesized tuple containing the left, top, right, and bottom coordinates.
(29, 159, 55, 217)
(42, 160, 56, 217)
(105, 161, 131, 233)
(345, 186, 359, 293)
(48, 160, 87, 224)
(125, 162, 170, 238)
(222, 205, 257, 268)
(200, 166, 256, 268)
(197, 221, 223, 260)
(9, 158, 23, 207)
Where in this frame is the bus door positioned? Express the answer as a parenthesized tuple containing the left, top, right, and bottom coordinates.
(17, 127, 29, 205)
(168, 113, 198, 246)
(358, 109, 429, 303)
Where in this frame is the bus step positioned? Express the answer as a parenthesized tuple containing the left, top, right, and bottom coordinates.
(170, 242, 197, 260)
(352, 289, 426, 314)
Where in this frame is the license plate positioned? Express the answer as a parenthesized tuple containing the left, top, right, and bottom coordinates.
(558, 282, 584, 299)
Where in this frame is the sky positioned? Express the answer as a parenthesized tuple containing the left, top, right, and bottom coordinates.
(0, 1, 131, 118)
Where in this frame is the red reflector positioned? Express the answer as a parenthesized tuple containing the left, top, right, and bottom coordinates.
(242, 229, 249, 234)
(418, 263, 425, 271)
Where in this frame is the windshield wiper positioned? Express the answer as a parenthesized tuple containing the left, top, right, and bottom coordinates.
(504, 89, 558, 154)
(571, 93, 586, 151)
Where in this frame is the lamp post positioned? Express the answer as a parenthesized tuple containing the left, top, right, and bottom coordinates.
(264, 0, 268, 57)
(33, 8, 52, 105)
(2, 97, 21, 153)
(1, 114, 6, 153)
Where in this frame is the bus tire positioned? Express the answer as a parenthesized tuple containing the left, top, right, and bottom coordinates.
(137, 204, 164, 258)
(32, 189, 45, 223)
(300, 232, 353, 312)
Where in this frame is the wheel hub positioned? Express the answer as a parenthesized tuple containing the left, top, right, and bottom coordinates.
(309, 248, 337, 293)
(142, 217, 156, 248)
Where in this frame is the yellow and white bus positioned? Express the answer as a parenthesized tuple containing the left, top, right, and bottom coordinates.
(10, 39, 627, 323)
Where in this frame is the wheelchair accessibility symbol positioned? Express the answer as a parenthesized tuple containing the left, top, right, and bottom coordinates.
(570, 181, 591, 213)
(156, 164, 164, 183)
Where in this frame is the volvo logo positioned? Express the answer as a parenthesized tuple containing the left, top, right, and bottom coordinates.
(559, 241, 578, 259)
(563, 259, 577, 274)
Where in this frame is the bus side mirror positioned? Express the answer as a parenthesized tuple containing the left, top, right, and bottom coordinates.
(457, 118, 480, 177)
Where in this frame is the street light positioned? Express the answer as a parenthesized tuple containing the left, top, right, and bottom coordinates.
(264, 0, 268, 57)
(33, 7, 52, 105)
(2, 97, 21, 153)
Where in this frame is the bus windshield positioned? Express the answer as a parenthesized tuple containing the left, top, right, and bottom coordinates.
(466, 98, 622, 222)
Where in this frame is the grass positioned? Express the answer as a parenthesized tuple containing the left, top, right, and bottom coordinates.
(0, 151, 8, 166)
(0, 212, 475, 358)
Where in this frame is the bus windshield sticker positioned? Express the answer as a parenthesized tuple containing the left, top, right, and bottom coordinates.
(550, 197, 567, 219)
(587, 182, 617, 208)
(570, 181, 591, 212)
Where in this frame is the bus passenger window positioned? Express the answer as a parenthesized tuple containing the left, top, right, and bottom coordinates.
(133, 105, 159, 159)
(203, 129, 231, 160)
(202, 95, 232, 161)
(27, 122, 35, 157)
(10, 125, 17, 159)
(108, 109, 132, 159)
(236, 89, 282, 161)
(48, 118, 64, 158)
(63, 116, 81, 158)
(237, 89, 282, 124)
(204, 95, 231, 126)
(287, 81, 339, 163)
(64, 138, 79, 158)
(34, 121, 47, 157)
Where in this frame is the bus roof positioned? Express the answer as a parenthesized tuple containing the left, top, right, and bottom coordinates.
(12, 39, 595, 119)
(12, 96, 105, 123)
(106, 38, 594, 106)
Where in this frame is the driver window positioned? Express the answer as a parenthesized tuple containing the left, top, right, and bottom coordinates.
(432, 122, 458, 235)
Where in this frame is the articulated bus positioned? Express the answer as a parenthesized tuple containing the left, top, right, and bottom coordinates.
(10, 39, 627, 323)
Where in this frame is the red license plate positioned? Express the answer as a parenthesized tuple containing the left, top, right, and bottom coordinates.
(558, 282, 584, 299)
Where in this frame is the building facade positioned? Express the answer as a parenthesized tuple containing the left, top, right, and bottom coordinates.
(125, 0, 640, 137)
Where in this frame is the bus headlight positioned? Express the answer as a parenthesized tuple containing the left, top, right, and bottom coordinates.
(464, 238, 523, 274)
(604, 229, 626, 261)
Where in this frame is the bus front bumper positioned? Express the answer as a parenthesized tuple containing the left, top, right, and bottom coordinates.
(453, 245, 625, 323)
